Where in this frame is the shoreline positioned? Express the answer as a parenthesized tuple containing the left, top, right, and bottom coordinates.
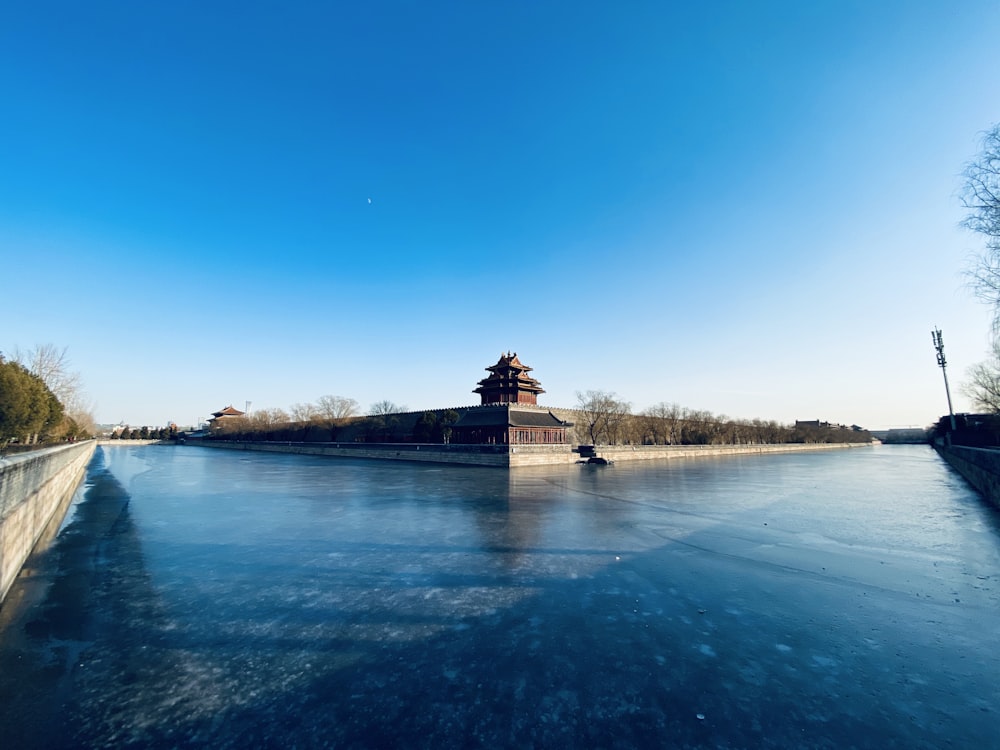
(181, 439, 871, 468)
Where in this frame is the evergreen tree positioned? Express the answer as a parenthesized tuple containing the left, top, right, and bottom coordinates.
(413, 412, 437, 442)
(0, 356, 63, 443)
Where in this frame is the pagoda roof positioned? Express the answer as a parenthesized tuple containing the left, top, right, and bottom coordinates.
(211, 405, 245, 418)
(485, 351, 533, 373)
(475, 351, 545, 396)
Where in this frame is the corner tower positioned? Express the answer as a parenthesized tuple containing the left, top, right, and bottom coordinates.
(474, 352, 545, 405)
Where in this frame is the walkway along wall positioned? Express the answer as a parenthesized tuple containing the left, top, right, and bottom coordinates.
(934, 442, 1000, 509)
(187, 439, 866, 468)
(0, 441, 96, 604)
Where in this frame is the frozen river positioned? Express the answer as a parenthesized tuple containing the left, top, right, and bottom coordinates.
(1, 443, 998, 748)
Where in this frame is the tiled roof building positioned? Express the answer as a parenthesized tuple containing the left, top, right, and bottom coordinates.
(474, 352, 545, 405)
(451, 405, 571, 445)
(454, 353, 571, 444)
(208, 405, 245, 428)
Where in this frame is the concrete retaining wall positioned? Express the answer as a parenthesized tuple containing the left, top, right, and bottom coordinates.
(594, 443, 866, 463)
(188, 439, 865, 468)
(934, 443, 1000, 509)
(0, 441, 96, 604)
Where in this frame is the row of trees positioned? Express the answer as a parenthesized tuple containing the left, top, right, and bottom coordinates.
(205, 389, 867, 447)
(288, 395, 360, 423)
(206, 400, 432, 444)
(962, 124, 1000, 414)
(210, 396, 362, 440)
(574, 392, 870, 446)
(0, 345, 96, 447)
(208, 399, 466, 445)
(210, 397, 387, 442)
(0, 355, 64, 445)
(108, 425, 179, 440)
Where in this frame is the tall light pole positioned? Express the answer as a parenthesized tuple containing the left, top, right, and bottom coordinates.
(932, 328, 957, 430)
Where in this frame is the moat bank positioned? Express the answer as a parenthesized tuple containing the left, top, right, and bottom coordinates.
(186, 439, 868, 467)
(0, 441, 96, 603)
(933, 442, 1000, 509)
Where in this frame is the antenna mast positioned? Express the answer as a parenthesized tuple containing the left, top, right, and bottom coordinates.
(931, 328, 956, 430)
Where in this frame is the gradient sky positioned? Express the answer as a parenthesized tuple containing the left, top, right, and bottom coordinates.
(4, 2, 1000, 430)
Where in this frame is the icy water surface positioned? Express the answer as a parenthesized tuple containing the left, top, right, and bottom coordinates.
(1, 444, 999, 748)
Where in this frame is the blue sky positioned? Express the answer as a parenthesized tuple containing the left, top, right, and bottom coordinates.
(3, 1, 1000, 430)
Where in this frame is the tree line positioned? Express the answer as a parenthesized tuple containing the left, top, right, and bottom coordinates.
(202, 389, 868, 446)
(573, 391, 870, 446)
(108, 425, 179, 441)
(0, 345, 96, 449)
(208, 397, 463, 445)
(210, 395, 361, 442)
(961, 123, 1000, 416)
(0, 354, 65, 446)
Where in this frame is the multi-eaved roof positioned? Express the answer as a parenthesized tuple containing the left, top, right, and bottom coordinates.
(474, 351, 545, 405)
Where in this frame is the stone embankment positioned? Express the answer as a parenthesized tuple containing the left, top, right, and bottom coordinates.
(0, 441, 96, 603)
(934, 443, 1000, 509)
(96, 440, 161, 446)
(591, 442, 867, 463)
(187, 439, 866, 468)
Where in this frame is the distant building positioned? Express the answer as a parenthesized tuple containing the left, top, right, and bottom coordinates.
(208, 405, 245, 429)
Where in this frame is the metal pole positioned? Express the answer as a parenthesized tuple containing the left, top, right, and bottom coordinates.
(932, 328, 957, 430)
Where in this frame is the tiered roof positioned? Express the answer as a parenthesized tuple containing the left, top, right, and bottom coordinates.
(474, 352, 545, 405)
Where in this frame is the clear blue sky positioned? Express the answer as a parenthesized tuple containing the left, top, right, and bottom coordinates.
(3, 1, 1000, 430)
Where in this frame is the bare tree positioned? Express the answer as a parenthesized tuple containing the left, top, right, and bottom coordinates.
(290, 402, 319, 423)
(963, 347, 1000, 413)
(250, 408, 289, 429)
(11, 343, 94, 437)
(317, 395, 359, 421)
(681, 408, 715, 444)
(642, 402, 683, 444)
(12, 344, 79, 403)
(367, 400, 406, 442)
(962, 124, 1000, 336)
(575, 390, 631, 445)
(369, 400, 406, 416)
